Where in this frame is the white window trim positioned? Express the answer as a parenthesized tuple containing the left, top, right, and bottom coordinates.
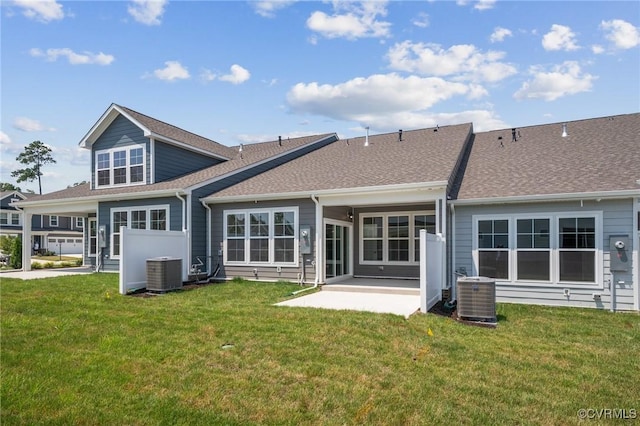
(110, 205, 170, 259)
(359, 210, 435, 265)
(95, 145, 146, 189)
(223, 207, 299, 267)
(49, 215, 59, 227)
(88, 218, 97, 257)
(472, 211, 603, 289)
(76, 217, 84, 229)
(0, 211, 21, 226)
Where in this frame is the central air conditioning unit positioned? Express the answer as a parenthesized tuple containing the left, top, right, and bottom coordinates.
(146, 257, 183, 292)
(456, 277, 496, 322)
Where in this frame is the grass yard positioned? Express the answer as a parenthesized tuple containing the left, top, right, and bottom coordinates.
(1, 275, 639, 425)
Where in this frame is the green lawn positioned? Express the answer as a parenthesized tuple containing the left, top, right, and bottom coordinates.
(1, 274, 638, 425)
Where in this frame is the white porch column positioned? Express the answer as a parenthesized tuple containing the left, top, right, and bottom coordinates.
(313, 196, 324, 284)
(22, 211, 32, 271)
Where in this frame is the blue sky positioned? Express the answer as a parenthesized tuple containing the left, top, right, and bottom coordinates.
(1, 0, 639, 193)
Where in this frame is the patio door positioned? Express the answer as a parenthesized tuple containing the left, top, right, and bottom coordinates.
(325, 220, 352, 282)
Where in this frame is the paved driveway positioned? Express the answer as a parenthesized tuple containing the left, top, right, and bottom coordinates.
(276, 290, 421, 318)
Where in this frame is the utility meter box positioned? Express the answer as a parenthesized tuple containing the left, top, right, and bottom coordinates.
(300, 226, 312, 255)
(609, 235, 630, 272)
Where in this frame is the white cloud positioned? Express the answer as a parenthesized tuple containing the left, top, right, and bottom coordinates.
(474, 0, 496, 11)
(200, 69, 216, 82)
(0, 131, 12, 145)
(150, 61, 190, 81)
(386, 41, 517, 83)
(514, 61, 596, 101)
(13, 0, 64, 23)
(490, 27, 512, 43)
(128, 0, 167, 26)
(219, 64, 251, 84)
(29, 47, 115, 65)
(600, 19, 640, 50)
(252, 1, 297, 18)
(287, 73, 474, 124)
(591, 45, 605, 55)
(542, 24, 579, 51)
(306, 1, 391, 40)
(13, 117, 56, 132)
(411, 12, 429, 28)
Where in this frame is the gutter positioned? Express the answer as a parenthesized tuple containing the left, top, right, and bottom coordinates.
(450, 189, 640, 206)
(203, 181, 449, 205)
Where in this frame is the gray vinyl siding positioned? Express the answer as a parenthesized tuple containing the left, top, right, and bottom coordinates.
(95, 197, 184, 272)
(453, 198, 636, 310)
(353, 204, 436, 278)
(211, 198, 316, 283)
(91, 115, 150, 187)
(154, 141, 224, 182)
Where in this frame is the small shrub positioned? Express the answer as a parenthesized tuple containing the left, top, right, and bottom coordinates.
(43, 262, 55, 269)
(10, 237, 22, 269)
(31, 262, 43, 269)
(74, 259, 83, 266)
(43, 250, 56, 256)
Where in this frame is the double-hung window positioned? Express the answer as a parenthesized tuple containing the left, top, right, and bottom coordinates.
(477, 219, 510, 279)
(88, 218, 97, 256)
(0, 212, 20, 226)
(516, 218, 550, 281)
(360, 211, 436, 264)
(473, 212, 601, 286)
(110, 205, 169, 258)
(49, 215, 59, 227)
(95, 145, 145, 188)
(224, 207, 298, 266)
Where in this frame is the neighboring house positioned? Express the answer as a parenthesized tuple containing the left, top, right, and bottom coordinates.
(12, 104, 639, 311)
(14, 104, 338, 278)
(1, 191, 83, 254)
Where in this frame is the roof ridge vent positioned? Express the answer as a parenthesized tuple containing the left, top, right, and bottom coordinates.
(364, 126, 369, 147)
(562, 123, 568, 138)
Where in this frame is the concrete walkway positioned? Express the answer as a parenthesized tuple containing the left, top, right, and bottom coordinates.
(0, 267, 95, 280)
(276, 290, 421, 318)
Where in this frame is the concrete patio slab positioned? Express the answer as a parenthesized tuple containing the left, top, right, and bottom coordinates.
(275, 290, 421, 318)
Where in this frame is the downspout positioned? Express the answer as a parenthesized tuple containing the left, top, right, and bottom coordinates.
(176, 192, 189, 280)
(290, 194, 321, 296)
(200, 199, 212, 275)
(450, 203, 456, 302)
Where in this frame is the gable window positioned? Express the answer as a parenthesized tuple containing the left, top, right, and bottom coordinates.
(360, 211, 436, 264)
(50, 216, 59, 227)
(473, 212, 601, 286)
(224, 207, 298, 266)
(110, 205, 169, 258)
(95, 145, 146, 188)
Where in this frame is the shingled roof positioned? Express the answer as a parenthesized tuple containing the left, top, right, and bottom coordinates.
(206, 123, 473, 200)
(455, 113, 640, 201)
(116, 105, 238, 159)
(19, 133, 337, 204)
